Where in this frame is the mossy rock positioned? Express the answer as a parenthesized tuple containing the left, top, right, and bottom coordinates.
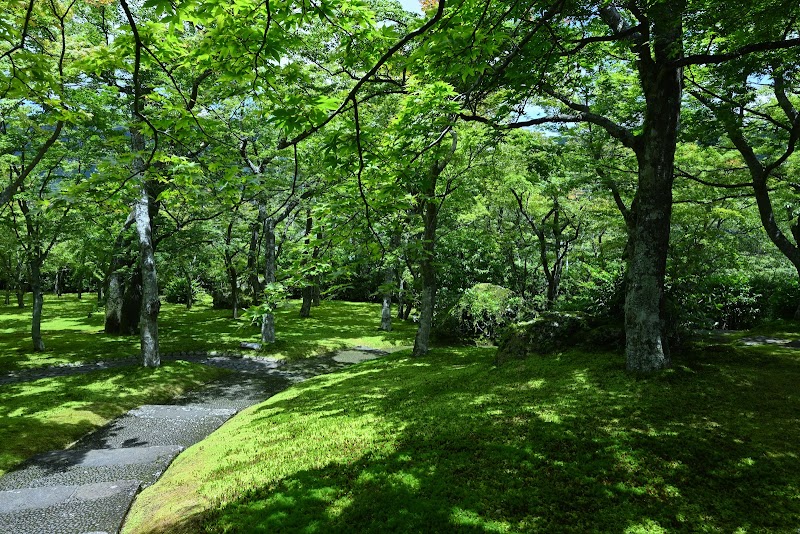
(495, 313, 627, 364)
(496, 312, 589, 365)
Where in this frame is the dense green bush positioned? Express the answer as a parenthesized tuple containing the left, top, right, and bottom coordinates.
(446, 283, 522, 341)
(671, 270, 799, 330)
(164, 278, 204, 305)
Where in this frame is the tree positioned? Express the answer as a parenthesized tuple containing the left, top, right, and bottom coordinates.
(410, 0, 800, 371)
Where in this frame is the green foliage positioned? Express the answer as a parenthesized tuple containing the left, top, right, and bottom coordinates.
(672, 270, 800, 330)
(449, 283, 522, 341)
(241, 282, 289, 325)
(163, 277, 204, 305)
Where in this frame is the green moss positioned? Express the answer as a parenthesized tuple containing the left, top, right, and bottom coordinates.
(125, 341, 800, 533)
(0, 295, 416, 372)
(0, 361, 229, 475)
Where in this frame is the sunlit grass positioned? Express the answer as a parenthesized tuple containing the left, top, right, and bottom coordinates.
(0, 294, 416, 372)
(0, 361, 229, 476)
(124, 340, 800, 533)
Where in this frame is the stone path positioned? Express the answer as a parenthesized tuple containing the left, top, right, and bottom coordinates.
(0, 346, 393, 534)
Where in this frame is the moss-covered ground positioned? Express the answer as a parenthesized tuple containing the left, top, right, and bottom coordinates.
(0, 294, 416, 372)
(0, 295, 414, 476)
(124, 339, 800, 533)
(0, 362, 229, 476)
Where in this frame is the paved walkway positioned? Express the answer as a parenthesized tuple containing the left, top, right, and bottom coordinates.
(0, 346, 391, 534)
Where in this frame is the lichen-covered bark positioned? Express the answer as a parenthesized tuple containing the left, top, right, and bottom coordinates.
(132, 128, 160, 368)
(624, 4, 683, 373)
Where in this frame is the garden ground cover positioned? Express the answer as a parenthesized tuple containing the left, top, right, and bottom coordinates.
(0, 361, 229, 476)
(124, 340, 800, 533)
(0, 295, 416, 372)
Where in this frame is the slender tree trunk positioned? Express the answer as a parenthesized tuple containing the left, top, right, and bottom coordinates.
(261, 217, 276, 343)
(396, 278, 405, 320)
(15, 255, 24, 307)
(132, 127, 160, 368)
(247, 205, 267, 303)
(412, 196, 438, 356)
(226, 261, 239, 320)
(380, 265, 394, 332)
(104, 213, 135, 334)
(299, 210, 313, 318)
(381, 234, 400, 331)
(4, 288, 9, 305)
(30, 260, 45, 351)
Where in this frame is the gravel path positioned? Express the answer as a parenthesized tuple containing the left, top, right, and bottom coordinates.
(0, 346, 390, 534)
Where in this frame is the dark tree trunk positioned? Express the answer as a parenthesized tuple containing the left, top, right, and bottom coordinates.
(105, 271, 124, 334)
(624, 8, 683, 372)
(380, 265, 394, 332)
(104, 213, 136, 334)
(30, 262, 45, 352)
(412, 196, 438, 356)
(300, 210, 313, 318)
(381, 234, 400, 332)
(226, 261, 239, 320)
(300, 287, 313, 318)
(121, 268, 142, 336)
(396, 278, 405, 320)
(16, 289, 23, 307)
(247, 205, 267, 303)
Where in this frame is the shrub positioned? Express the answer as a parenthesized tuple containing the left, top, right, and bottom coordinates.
(164, 278, 205, 305)
(447, 283, 522, 341)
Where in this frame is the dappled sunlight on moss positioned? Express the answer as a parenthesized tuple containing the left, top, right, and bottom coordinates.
(1, 296, 416, 372)
(124, 341, 800, 533)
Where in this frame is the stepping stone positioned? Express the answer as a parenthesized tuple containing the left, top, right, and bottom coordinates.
(0, 446, 183, 491)
(333, 350, 384, 364)
(0, 480, 140, 534)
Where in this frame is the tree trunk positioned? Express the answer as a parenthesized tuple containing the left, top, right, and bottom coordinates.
(104, 213, 136, 334)
(105, 271, 123, 334)
(261, 217, 276, 344)
(16, 288, 24, 307)
(381, 235, 399, 331)
(299, 211, 313, 318)
(624, 16, 682, 372)
(412, 195, 438, 357)
(226, 261, 239, 320)
(132, 127, 160, 368)
(247, 205, 267, 303)
(380, 267, 394, 332)
(396, 278, 405, 320)
(30, 261, 45, 352)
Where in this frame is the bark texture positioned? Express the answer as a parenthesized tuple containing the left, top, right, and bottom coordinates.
(623, 4, 683, 372)
(132, 128, 160, 368)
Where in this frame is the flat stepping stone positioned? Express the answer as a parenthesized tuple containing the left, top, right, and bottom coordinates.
(0, 446, 183, 491)
(333, 349, 386, 364)
(0, 480, 140, 534)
